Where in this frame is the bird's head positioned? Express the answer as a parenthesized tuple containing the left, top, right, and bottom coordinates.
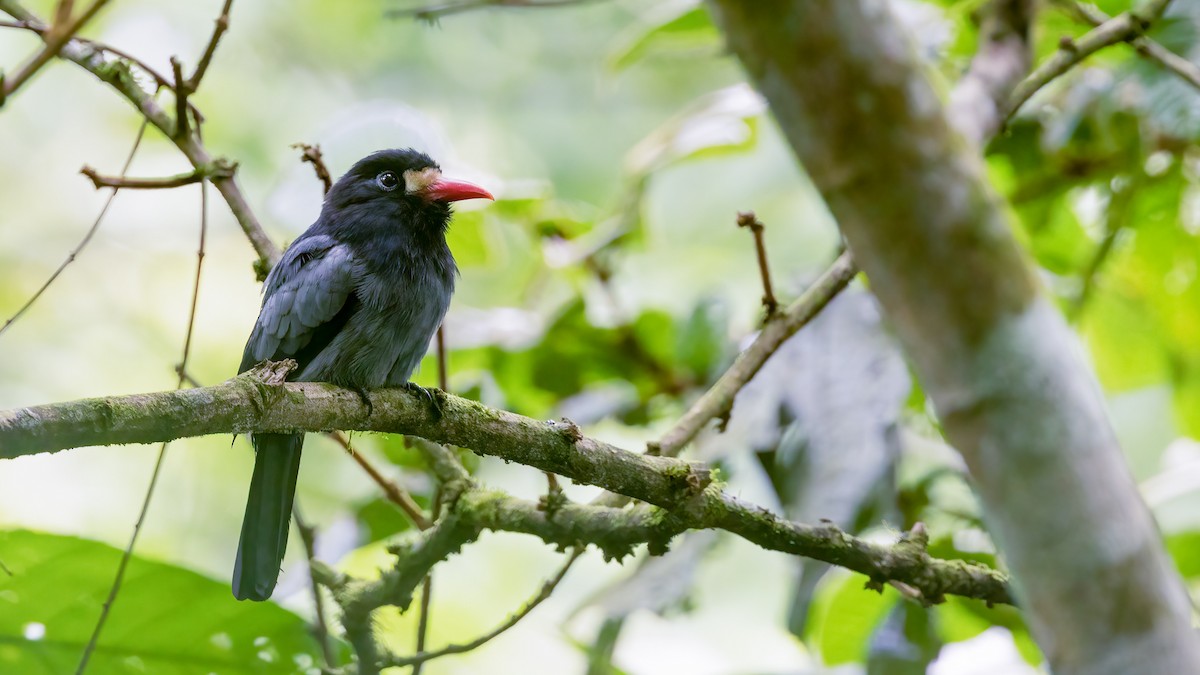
(323, 148, 493, 239)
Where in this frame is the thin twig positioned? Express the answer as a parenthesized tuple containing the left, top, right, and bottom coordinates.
(1054, 0, 1200, 92)
(413, 323, 451, 674)
(651, 252, 858, 458)
(0, 19, 178, 91)
(387, 0, 604, 21)
(327, 432, 432, 530)
(0, 0, 109, 104)
(0, 557, 11, 576)
(1007, 0, 1176, 120)
(170, 56, 189, 139)
(411, 489, 443, 675)
(188, 0, 232, 90)
(294, 507, 338, 669)
(0, 118, 150, 338)
(80, 165, 222, 190)
(381, 549, 583, 669)
(76, 172, 209, 675)
(294, 142, 333, 195)
(736, 211, 778, 318)
(54, 0, 73, 25)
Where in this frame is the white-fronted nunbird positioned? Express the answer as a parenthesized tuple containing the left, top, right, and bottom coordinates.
(233, 148, 492, 601)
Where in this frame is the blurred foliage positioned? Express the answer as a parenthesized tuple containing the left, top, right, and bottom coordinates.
(4, 0, 1200, 673)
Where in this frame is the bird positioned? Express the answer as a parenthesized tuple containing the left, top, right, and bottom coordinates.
(233, 148, 493, 601)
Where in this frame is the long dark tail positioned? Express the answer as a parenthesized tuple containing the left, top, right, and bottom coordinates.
(233, 433, 303, 601)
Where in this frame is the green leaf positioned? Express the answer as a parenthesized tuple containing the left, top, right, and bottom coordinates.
(805, 571, 898, 665)
(607, 5, 717, 71)
(674, 299, 728, 382)
(0, 530, 331, 674)
(936, 598, 1042, 665)
(1166, 531, 1200, 578)
(355, 497, 419, 544)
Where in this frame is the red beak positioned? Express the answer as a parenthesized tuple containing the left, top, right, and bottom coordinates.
(424, 178, 494, 203)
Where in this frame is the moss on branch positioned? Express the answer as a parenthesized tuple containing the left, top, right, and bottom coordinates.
(0, 371, 1013, 606)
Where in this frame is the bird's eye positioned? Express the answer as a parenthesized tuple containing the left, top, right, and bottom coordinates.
(376, 171, 400, 192)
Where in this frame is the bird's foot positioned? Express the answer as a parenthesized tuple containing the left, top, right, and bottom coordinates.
(404, 382, 443, 421)
(350, 385, 374, 417)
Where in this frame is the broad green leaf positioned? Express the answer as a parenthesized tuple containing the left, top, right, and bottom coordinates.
(607, 5, 717, 72)
(805, 571, 898, 665)
(0, 530, 330, 675)
(937, 597, 1042, 665)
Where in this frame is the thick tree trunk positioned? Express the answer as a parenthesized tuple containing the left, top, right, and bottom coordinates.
(706, 1, 1200, 673)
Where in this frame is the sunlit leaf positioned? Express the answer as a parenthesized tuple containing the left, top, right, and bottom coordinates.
(0, 530, 331, 674)
(806, 572, 898, 665)
(607, 4, 718, 72)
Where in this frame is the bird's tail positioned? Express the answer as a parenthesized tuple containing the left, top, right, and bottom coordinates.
(233, 433, 303, 601)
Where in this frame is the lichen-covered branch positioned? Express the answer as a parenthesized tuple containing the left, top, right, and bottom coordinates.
(706, 1, 1198, 672)
(0, 369, 1012, 607)
(1006, 0, 1175, 120)
(1054, 0, 1200, 93)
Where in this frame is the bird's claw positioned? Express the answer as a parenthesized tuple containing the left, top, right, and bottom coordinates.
(350, 385, 374, 417)
(404, 382, 443, 421)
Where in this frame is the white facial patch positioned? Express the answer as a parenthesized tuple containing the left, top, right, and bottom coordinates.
(403, 167, 441, 194)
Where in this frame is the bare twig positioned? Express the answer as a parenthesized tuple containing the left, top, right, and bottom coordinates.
(80, 163, 232, 190)
(411, 334, 453, 674)
(1, 119, 150, 338)
(387, 0, 604, 21)
(188, 0, 233, 90)
(76, 174, 210, 675)
(327, 432, 432, 530)
(1007, 0, 1176, 120)
(411, 489, 443, 675)
(294, 142, 333, 195)
(652, 252, 857, 457)
(170, 56, 189, 139)
(735, 211, 778, 318)
(381, 548, 584, 669)
(0, 0, 109, 105)
(1054, 0, 1200, 92)
(0, 19, 178, 90)
(294, 507, 338, 670)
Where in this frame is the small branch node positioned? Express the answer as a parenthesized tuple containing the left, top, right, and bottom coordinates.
(538, 472, 567, 516)
(249, 358, 298, 386)
(292, 142, 334, 194)
(552, 417, 583, 443)
(736, 210, 779, 318)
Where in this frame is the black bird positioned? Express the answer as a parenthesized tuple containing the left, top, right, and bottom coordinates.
(233, 148, 492, 601)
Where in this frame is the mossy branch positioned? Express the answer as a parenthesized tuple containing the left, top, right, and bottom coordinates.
(0, 368, 1012, 607)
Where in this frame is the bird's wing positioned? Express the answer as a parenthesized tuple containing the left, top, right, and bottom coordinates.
(239, 235, 359, 374)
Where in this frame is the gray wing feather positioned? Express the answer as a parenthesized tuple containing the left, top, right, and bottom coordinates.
(241, 236, 356, 370)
